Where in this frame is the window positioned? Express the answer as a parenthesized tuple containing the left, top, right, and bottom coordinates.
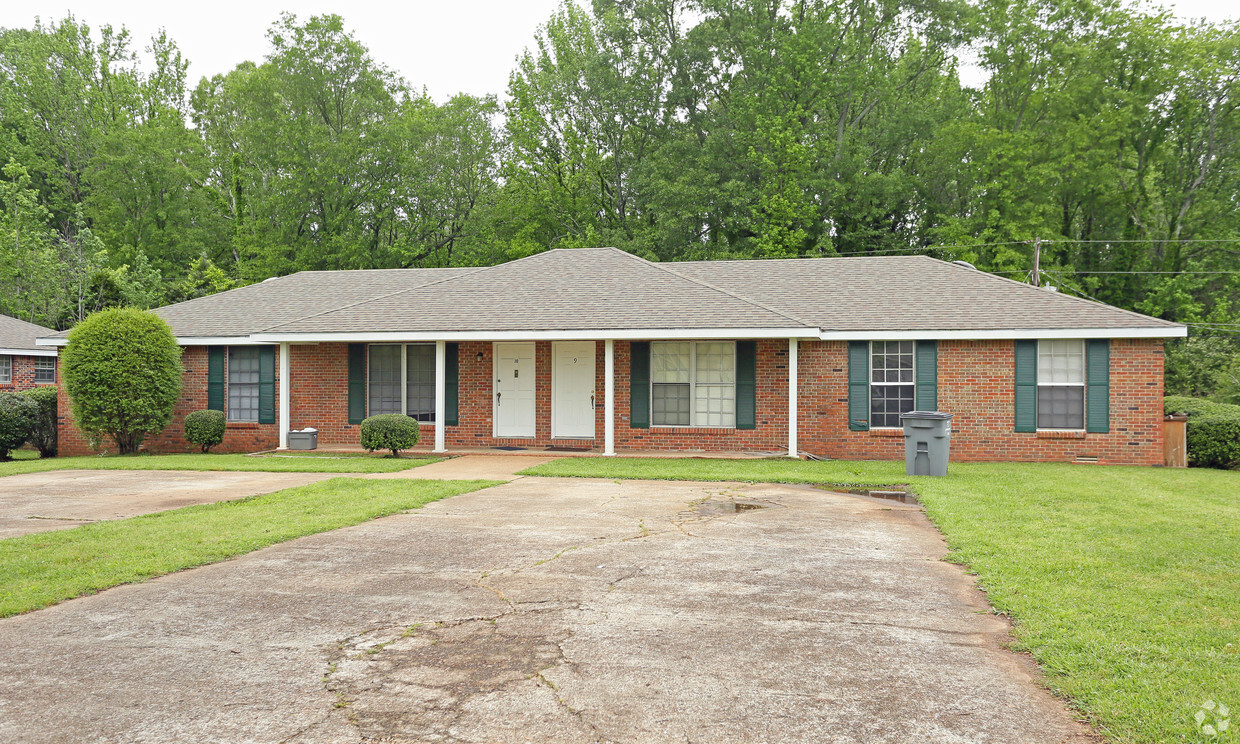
(0, 355, 9, 384)
(651, 341, 735, 427)
(227, 347, 261, 421)
(34, 357, 55, 384)
(870, 341, 914, 428)
(368, 344, 436, 421)
(1038, 339, 1085, 430)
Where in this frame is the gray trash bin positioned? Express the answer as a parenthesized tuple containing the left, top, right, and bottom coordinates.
(900, 411, 953, 477)
(287, 428, 318, 450)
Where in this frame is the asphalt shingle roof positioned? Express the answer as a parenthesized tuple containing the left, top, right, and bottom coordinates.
(37, 247, 1183, 341)
(0, 314, 56, 352)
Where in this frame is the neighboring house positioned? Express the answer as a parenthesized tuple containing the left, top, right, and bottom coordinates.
(39, 247, 1185, 464)
(0, 314, 57, 393)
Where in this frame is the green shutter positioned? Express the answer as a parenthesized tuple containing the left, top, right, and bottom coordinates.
(848, 341, 870, 431)
(1086, 339, 1110, 433)
(207, 347, 225, 412)
(258, 346, 276, 424)
(630, 341, 650, 429)
(1014, 340, 1038, 433)
(445, 342, 459, 427)
(735, 340, 756, 430)
(915, 340, 938, 411)
(348, 344, 366, 425)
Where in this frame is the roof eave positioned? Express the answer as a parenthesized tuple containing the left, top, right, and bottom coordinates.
(818, 326, 1187, 341)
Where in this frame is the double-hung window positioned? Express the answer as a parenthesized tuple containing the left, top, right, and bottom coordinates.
(368, 344, 436, 421)
(870, 341, 915, 428)
(651, 341, 735, 427)
(227, 348, 261, 421)
(34, 357, 55, 384)
(0, 356, 10, 384)
(1037, 339, 1085, 430)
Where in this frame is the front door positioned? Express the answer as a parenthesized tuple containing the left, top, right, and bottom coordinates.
(493, 342, 536, 438)
(552, 341, 596, 439)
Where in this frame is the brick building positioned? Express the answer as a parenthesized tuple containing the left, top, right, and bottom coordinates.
(1, 314, 57, 394)
(39, 248, 1184, 464)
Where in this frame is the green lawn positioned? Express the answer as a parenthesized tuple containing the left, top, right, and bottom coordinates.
(521, 457, 1240, 744)
(0, 477, 498, 617)
(0, 450, 441, 477)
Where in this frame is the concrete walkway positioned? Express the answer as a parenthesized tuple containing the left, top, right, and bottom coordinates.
(0, 476, 1091, 743)
(0, 469, 337, 538)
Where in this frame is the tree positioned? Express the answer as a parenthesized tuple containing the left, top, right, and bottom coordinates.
(61, 307, 183, 454)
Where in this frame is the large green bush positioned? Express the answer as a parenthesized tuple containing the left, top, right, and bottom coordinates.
(0, 393, 38, 461)
(18, 386, 58, 457)
(184, 409, 226, 453)
(61, 308, 183, 455)
(1164, 395, 1240, 470)
(360, 414, 420, 457)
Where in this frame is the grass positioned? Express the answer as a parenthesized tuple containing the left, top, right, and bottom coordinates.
(0, 450, 442, 477)
(521, 457, 1240, 744)
(0, 477, 498, 618)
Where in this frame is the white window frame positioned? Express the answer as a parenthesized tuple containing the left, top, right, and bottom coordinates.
(0, 355, 10, 384)
(650, 340, 737, 429)
(869, 340, 916, 429)
(1037, 339, 1087, 432)
(368, 343, 436, 424)
(33, 356, 55, 385)
(227, 346, 261, 422)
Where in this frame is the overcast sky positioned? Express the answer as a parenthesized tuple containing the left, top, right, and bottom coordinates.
(2, 0, 1236, 102)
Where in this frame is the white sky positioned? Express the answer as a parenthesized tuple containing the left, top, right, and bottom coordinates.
(1, 0, 1237, 102)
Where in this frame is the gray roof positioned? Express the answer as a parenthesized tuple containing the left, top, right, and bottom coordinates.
(36, 247, 1185, 341)
(0, 314, 56, 353)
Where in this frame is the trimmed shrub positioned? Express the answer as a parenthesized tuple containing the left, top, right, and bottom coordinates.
(360, 414, 420, 457)
(184, 409, 226, 453)
(61, 308, 183, 455)
(0, 393, 38, 461)
(1165, 395, 1240, 470)
(18, 386, 58, 457)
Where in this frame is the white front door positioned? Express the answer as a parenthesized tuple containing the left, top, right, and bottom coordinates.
(552, 341, 596, 439)
(493, 342, 536, 438)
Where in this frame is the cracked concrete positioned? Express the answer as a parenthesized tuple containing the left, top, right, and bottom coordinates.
(0, 476, 1093, 743)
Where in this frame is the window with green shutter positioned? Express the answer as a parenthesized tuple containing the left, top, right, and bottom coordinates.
(207, 347, 225, 412)
(445, 343, 459, 426)
(1014, 340, 1038, 432)
(735, 341, 756, 430)
(257, 346, 276, 424)
(629, 342, 650, 428)
(347, 344, 366, 424)
(915, 341, 938, 411)
(1086, 339, 1110, 433)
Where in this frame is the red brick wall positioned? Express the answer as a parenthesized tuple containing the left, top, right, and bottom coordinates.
(797, 338, 1165, 465)
(53, 337, 1166, 464)
(1, 354, 52, 393)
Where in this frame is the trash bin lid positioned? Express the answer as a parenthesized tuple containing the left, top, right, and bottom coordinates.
(900, 410, 953, 420)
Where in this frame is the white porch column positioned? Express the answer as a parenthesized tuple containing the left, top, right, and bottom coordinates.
(434, 340, 447, 453)
(788, 337, 798, 458)
(278, 342, 290, 450)
(604, 339, 615, 456)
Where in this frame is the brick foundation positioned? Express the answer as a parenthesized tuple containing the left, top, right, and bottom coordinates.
(55, 338, 1166, 465)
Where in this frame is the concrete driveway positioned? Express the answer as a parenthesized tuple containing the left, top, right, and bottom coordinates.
(0, 476, 1091, 743)
(0, 469, 335, 538)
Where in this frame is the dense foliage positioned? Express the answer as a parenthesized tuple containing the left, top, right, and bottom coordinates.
(359, 414, 421, 457)
(1, 4, 1237, 396)
(0, 392, 37, 460)
(18, 386, 58, 457)
(183, 409, 226, 453)
(61, 308, 183, 454)
(1165, 395, 1240, 469)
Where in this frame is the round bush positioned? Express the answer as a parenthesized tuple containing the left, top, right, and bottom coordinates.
(0, 392, 39, 461)
(18, 386, 58, 458)
(360, 414, 420, 456)
(184, 409, 226, 453)
(61, 307, 183, 455)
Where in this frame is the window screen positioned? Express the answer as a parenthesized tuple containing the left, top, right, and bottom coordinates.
(406, 344, 435, 421)
(227, 347, 260, 421)
(694, 342, 735, 427)
(0, 356, 9, 384)
(368, 345, 403, 416)
(870, 341, 914, 428)
(1038, 339, 1085, 429)
(34, 357, 55, 384)
(652, 342, 690, 426)
(651, 341, 736, 427)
